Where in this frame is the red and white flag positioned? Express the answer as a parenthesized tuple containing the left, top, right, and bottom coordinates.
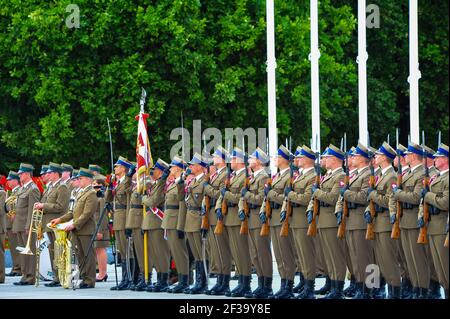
(135, 111, 153, 177)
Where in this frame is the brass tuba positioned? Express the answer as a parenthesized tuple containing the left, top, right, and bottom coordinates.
(5, 195, 17, 219)
(16, 208, 43, 287)
(49, 223, 73, 288)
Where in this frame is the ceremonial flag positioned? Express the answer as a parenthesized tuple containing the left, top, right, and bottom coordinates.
(135, 88, 153, 189)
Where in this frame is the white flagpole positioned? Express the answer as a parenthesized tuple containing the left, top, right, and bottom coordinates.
(409, 0, 421, 144)
(267, 0, 278, 175)
(358, 0, 368, 146)
(310, 0, 321, 153)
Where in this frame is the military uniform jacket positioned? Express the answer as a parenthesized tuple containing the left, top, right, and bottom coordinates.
(141, 178, 165, 231)
(61, 178, 74, 193)
(369, 167, 396, 233)
(162, 178, 185, 230)
(106, 176, 131, 231)
(238, 169, 268, 229)
(421, 170, 449, 235)
(0, 190, 6, 234)
(390, 164, 425, 229)
(267, 168, 291, 227)
(184, 175, 206, 232)
(203, 167, 228, 226)
(336, 167, 371, 230)
(60, 186, 97, 236)
(42, 180, 70, 232)
(5, 187, 20, 230)
(126, 188, 144, 229)
(14, 182, 41, 232)
(214, 169, 246, 227)
(288, 168, 315, 229)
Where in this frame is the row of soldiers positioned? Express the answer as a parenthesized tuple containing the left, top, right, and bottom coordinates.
(0, 140, 448, 299)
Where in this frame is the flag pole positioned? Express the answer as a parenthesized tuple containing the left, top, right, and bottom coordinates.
(310, 0, 321, 153)
(266, 0, 278, 175)
(409, 0, 421, 144)
(358, 0, 368, 145)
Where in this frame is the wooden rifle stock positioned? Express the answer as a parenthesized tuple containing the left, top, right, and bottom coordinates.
(445, 232, 449, 248)
(214, 166, 231, 235)
(391, 172, 402, 239)
(260, 177, 272, 236)
(201, 169, 210, 231)
(280, 170, 294, 237)
(337, 175, 349, 239)
(417, 175, 430, 244)
(365, 174, 376, 240)
(307, 174, 320, 237)
(239, 173, 250, 235)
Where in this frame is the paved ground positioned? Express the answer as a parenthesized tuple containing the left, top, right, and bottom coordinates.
(0, 264, 333, 299)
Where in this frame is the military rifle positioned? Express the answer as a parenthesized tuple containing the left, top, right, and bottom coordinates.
(391, 128, 402, 239)
(417, 131, 430, 244)
(307, 135, 321, 237)
(365, 134, 376, 241)
(337, 133, 349, 239)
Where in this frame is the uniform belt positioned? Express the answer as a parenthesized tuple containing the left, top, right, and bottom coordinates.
(375, 204, 388, 213)
(401, 203, 416, 209)
(270, 203, 281, 209)
(165, 205, 180, 210)
(131, 204, 143, 209)
(187, 205, 201, 211)
(209, 199, 217, 206)
(115, 204, 127, 209)
(291, 203, 299, 208)
(248, 204, 260, 210)
(429, 205, 441, 215)
(347, 202, 362, 209)
(227, 203, 237, 208)
(319, 201, 330, 207)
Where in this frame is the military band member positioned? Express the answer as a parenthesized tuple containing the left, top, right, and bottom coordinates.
(92, 174, 110, 283)
(393, 144, 413, 298)
(126, 172, 147, 290)
(60, 163, 74, 192)
(264, 145, 296, 299)
(0, 184, 6, 283)
(12, 164, 41, 286)
(89, 164, 103, 176)
(51, 168, 98, 288)
(40, 164, 50, 190)
(202, 147, 232, 296)
(306, 144, 346, 299)
(4, 171, 22, 277)
(365, 143, 401, 298)
(283, 146, 317, 299)
(391, 142, 431, 298)
(239, 148, 272, 298)
(337, 143, 374, 298)
(418, 144, 449, 299)
(141, 159, 171, 292)
(161, 156, 190, 293)
(182, 153, 209, 294)
(106, 156, 133, 290)
(34, 163, 70, 287)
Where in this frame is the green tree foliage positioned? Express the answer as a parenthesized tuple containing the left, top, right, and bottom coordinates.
(0, 0, 447, 173)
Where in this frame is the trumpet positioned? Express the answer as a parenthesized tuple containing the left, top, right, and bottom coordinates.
(16, 208, 44, 287)
(5, 195, 17, 219)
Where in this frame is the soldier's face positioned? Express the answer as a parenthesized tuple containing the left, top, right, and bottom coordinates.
(41, 173, 48, 183)
(71, 178, 80, 188)
(213, 156, 224, 167)
(79, 176, 92, 188)
(434, 156, 448, 170)
(393, 156, 399, 168)
(19, 172, 31, 184)
(294, 157, 301, 167)
(249, 157, 257, 169)
(7, 179, 19, 189)
(114, 165, 125, 176)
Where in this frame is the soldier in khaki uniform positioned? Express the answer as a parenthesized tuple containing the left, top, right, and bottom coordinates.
(142, 159, 171, 292)
(0, 184, 6, 283)
(202, 147, 232, 296)
(391, 142, 431, 298)
(105, 156, 133, 290)
(51, 168, 98, 288)
(284, 146, 318, 299)
(240, 148, 272, 298)
(34, 162, 70, 287)
(418, 144, 449, 299)
(162, 156, 190, 293)
(393, 144, 413, 298)
(306, 144, 346, 299)
(126, 172, 147, 291)
(60, 163, 74, 193)
(336, 143, 374, 298)
(214, 148, 251, 297)
(365, 143, 400, 298)
(4, 171, 22, 277)
(264, 145, 296, 299)
(183, 153, 209, 294)
(13, 163, 41, 286)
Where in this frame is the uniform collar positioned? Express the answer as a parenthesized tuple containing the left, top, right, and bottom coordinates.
(253, 168, 265, 177)
(410, 163, 422, 173)
(118, 175, 126, 183)
(358, 166, 369, 174)
(234, 168, 246, 176)
(330, 167, 342, 175)
(302, 167, 314, 174)
(349, 168, 358, 175)
(217, 166, 226, 174)
(12, 185, 20, 192)
(195, 173, 204, 181)
(439, 168, 449, 176)
(278, 167, 290, 176)
(381, 165, 392, 175)
(22, 180, 33, 188)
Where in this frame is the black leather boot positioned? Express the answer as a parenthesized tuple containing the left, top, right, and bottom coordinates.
(128, 259, 138, 290)
(190, 261, 207, 294)
(212, 274, 230, 296)
(418, 287, 429, 299)
(232, 275, 251, 297)
(226, 275, 242, 297)
(353, 282, 368, 299)
(168, 274, 189, 293)
(296, 279, 315, 299)
(411, 287, 420, 299)
(268, 278, 286, 299)
(275, 279, 294, 299)
(148, 272, 161, 292)
(388, 285, 401, 299)
(332, 280, 345, 299)
(145, 273, 154, 291)
(245, 276, 264, 298)
(153, 272, 169, 292)
(111, 261, 131, 291)
(428, 280, 442, 299)
(315, 276, 331, 295)
(205, 274, 223, 295)
(371, 277, 386, 299)
(445, 289, 449, 299)
(131, 272, 146, 291)
(320, 280, 336, 299)
(343, 275, 356, 298)
(293, 272, 305, 293)
(258, 277, 273, 299)
(401, 277, 413, 299)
